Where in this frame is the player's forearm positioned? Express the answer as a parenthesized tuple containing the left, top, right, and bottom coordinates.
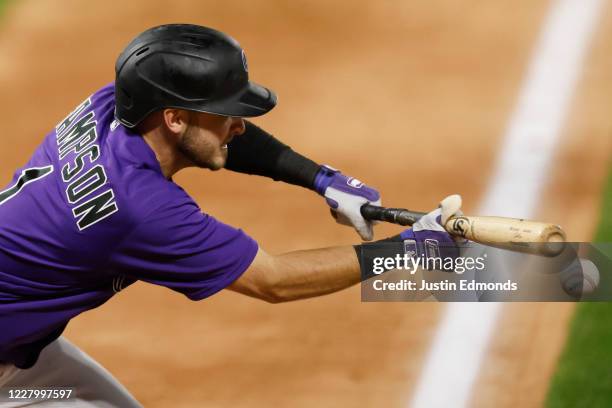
(224, 121, 321, 189)
(268, 246, 361, 302)
(229, 246, 361, 303)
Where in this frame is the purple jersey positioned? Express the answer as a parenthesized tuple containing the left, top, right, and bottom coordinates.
(0, 84, 258, 368)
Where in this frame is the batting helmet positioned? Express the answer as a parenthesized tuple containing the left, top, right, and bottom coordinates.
(114, 24, 277, 128)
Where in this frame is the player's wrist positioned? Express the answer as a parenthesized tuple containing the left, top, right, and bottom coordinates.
(313, 165, 339, 195)
(354, 234, 404, 281)
(354, 215, 462, 280)
(314, 165, 380, 200)
(274, 148, 321, 190)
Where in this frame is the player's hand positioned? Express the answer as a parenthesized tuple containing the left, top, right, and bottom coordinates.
(314, 165, 381, 241)
(399, 195, 463, 266)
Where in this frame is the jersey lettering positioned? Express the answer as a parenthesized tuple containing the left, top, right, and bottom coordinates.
(62, 145, 100, 182)
(57, 112, 97, 160)
(72, 189, 118, 230)
(55, 97, 92, 136)
(57, 99, 119, 229)
(66, 165, 107, 204)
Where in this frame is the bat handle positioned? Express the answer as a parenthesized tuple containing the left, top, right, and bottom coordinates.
(360, 204, 426, 226)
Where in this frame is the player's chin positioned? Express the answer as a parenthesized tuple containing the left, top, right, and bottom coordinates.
(206, 150, 228, 171)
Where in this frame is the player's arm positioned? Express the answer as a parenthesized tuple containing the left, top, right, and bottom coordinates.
(225, 121, 382, 240)
(224, 120, 320, 188)
(228, 196, 462, 303)
(227, 246, 361, 303)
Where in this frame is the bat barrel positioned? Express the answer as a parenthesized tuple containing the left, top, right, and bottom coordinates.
(446, 215, 567, 257)
(361, 204, 567, 257)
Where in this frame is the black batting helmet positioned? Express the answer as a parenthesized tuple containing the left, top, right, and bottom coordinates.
(114, 24, 277, 128)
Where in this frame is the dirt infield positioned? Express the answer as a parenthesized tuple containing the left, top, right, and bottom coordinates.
(0, 1, 609, 407)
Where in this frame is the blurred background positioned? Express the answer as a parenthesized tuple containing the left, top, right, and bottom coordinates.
(0, 0, 610, 406)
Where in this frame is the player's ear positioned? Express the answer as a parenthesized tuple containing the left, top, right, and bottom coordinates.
(162, 109, 189, 135)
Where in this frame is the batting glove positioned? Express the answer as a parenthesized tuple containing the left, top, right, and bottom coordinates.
(400, 195, 463, 267)
(314, 165, 381, 241)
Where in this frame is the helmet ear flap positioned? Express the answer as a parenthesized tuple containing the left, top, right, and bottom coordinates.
(117, 87, 133, 109)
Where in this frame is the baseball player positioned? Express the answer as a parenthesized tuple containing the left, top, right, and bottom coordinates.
(0, 24, 461, 406)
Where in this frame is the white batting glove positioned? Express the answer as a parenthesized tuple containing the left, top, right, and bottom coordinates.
(314, 165, 381, 241)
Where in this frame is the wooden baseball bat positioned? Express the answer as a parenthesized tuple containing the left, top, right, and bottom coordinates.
(360, 204, 566, 257)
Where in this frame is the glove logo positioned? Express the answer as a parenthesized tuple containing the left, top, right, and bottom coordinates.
(347, 177, 363, 188)
(424, 239, 441, 258)
(403, 239, 418, 257)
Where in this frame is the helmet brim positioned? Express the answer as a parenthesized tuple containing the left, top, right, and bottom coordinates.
(201, 81, 277, 118)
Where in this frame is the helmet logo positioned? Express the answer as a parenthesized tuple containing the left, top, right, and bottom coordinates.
(241, 50, 249, 73)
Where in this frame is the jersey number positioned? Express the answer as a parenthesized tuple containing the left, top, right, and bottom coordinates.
(0, 165, 54, 206)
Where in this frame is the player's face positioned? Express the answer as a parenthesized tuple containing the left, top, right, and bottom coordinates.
(178, 112, 246, 170)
